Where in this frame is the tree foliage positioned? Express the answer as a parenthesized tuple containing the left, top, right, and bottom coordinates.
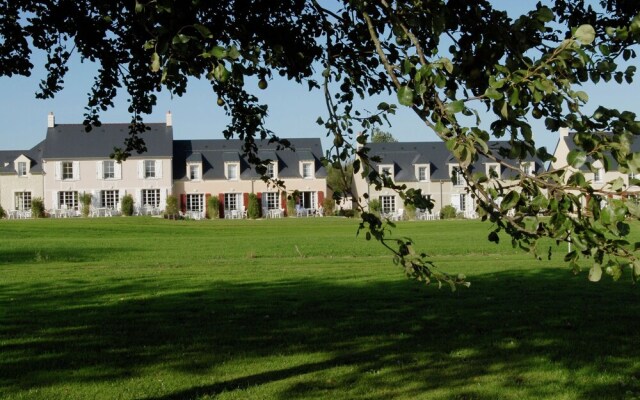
(4, 1, 640, 286)
(371, 128, 398, 143)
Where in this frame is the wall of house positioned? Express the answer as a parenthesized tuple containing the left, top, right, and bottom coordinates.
(0, 173, 44, 211)
(42, 158, 173, 210)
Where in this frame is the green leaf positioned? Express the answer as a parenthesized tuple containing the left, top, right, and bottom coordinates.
(446, 100, 465, 114)
(588, 264, 602, 282)
(210, 46, 227, 59)
(575, 91, 589, 103)
(397, 86, 414, 106)
(484, 87, 502, 100)
(501, 191, 520, 211)
(150, 52, 160, 72)
(575, 24, 596, 45)
(213, 63, 230, 82)
(567, 150, 587, 168)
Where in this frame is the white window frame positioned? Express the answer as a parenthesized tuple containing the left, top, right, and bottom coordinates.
(62, 161, 74, 181)
(380, 195, 396, 214)
(14, 191, 32, 210)
(17, 161, 27, 177)
(188, 163, 202, 181)
(301, 161, 315, 179)
(415, 164, 430, 182)
(262, 192, 279, 210)
(486, 163, 501, 179)
(59, 191, 79, 210)
(521, 162, 534, 176)
(450, 165, 465, 187)
(266, 162, 278, 179)
(224, 193, 242, 211)
(144, 160, 156, 179)
(225, 162, 239, 180)
(299, 191, 317, 209)
(142, 189, 161, 207)
(100, 190, 120, 209)
(103, 160, 115, 179)
(186, 193, 205, 212)
(379, 164, 393, 179)
(594, 167, 604, 183)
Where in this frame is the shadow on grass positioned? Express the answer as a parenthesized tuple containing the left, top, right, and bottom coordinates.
(1, 269, 639, 399)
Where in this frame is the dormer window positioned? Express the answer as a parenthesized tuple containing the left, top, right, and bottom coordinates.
(188, 163, 201, 180)
(226, 162, 239, 180)
(266, 161, 278, 179)
(17, 162, 27, 177)
(594, 167, 604, 183)
(379, 164, 394, 180)
(301, 162, 314, 179)
(521, 162, 534, 176)
(450, 165, 464, 186)
(486, 163, 501, 179)
(415, 164, 430, 182)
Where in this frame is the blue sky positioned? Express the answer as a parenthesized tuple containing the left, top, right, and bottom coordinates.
(0, 1, 636, 154)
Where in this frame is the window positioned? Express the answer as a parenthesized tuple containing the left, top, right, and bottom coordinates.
(17, 162, 27, 177)
(186, 194, 204, 212)
(487, 163, 500, 179)
(188, 164, 201, 180)
(521, 162, 534, 176)
(451, 166, 464, 186)
(299, 191, 317, 209)
(417, 166, 429, 182)
(144, 160, 156, 178)
(103, 161, 115, 179)
(100, 190, 119, 209)
(459, 194, 467, 212)
(263, 192, 279, 210)
(142, 189, 160, 207)
(266, 162, 277, 179)
(379, 165, 393, 177)
(226, 163, 239, 180)
(224, 193, 242, 211)
(594, 168, 604, 183)
(15, 192, 31, 210)
(380, 195, 396, 214)
(302, 162, 314, 179)
(59, 191, 79, 210)
(62, 161, 74, 180)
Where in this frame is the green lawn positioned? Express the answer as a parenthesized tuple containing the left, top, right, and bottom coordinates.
(1, 217, 639, 399)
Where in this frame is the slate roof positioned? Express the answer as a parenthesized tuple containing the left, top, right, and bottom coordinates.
(41, 123, 173, 159)
(173, 138, 327, 180)
(365, 140, 542, 182)
(0, 140, 45, 174)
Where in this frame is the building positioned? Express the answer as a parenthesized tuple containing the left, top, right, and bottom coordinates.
(172, 138, 327, 218)
(352, 140, 542, 218)
(0, 141, 45, 216)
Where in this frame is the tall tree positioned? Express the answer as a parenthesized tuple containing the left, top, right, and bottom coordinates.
(371, 129, 398, 143)
(3, 1, 640, 286)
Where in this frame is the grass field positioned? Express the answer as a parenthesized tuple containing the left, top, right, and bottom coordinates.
(1, 217, 639, 399)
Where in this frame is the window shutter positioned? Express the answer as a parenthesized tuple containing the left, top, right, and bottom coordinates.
(156, 160, 163, 179)
(55, 161, 62, 181)
(138, 161, 144, 179)
(318, 191, 324, 206)
(281, 192, 287, 210)
(72, 161, 80, 180)
(135, 190, 142, 209)
(450, 194, 460, 212)
(52, 191, 58, 209)
(160, 188, 167, 210)
(115, 162, 122, 180)
(180, 194, 187, 213)
(96, 161, 103, 180)
(218, 193, 225, 218)
(243, 193, 249, 210)
(205, 193, 211, 218)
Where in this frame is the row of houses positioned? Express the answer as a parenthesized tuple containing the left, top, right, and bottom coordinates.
(0, 113, 636, 218)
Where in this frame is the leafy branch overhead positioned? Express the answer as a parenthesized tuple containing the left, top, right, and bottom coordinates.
(3, 0, 640, 286)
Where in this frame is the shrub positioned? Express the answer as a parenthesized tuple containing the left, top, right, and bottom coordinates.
(165, 195, 179, 217)
(322, 197, 335, 216)
(121, 194, 134, 216)
(440, 205, 457, 219)
(31, 197, 45, 218)
(404, 203, 416, 220)
(247, 193, 260, 219)
(79, 192, 92, 217)
(207, 196, 220, 219)
(0, 205, 5, 219)
(286, 191, 298, 217)
(368, 198, 381, 217)
(338, 209, 356, 218)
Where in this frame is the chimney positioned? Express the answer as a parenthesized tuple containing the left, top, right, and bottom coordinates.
(47, 112, 55, 128)
(166, 111, 172, 127)
(559, 127, 569, 138)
